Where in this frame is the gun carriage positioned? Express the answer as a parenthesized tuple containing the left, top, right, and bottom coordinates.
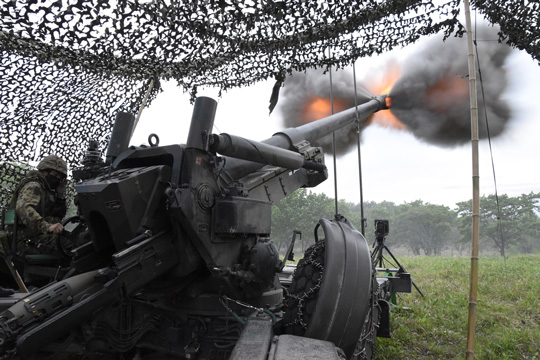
(0, 95, 412, 360)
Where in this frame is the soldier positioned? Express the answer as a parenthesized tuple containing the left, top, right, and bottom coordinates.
(0, 155, 68, 294)
(11, 154, 68, 250)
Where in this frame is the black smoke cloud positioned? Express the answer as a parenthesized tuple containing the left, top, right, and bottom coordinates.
(390, 26, 511, 146)
(278, 68, 374, 155)
(277, 25, 512, 153)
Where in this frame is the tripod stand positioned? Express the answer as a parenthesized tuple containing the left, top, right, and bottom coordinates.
(371, 220, 423, 297)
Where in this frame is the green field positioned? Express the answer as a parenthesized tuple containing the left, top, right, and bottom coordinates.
(374, 255, 540, 359)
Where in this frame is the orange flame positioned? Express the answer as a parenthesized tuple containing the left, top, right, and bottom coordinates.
(369, 62, 402, 96)
(299, 62, 408, 131)
(301, 96, 350, 124)
(367, 62, 405, 130)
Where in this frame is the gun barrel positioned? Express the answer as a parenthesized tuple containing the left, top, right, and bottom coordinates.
(284, 94, 387, 145)
(221, 95, 387, 181)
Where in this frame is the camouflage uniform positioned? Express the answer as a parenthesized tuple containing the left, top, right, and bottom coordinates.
(1, 156, 68, 256)
(6, 170, 66, 254)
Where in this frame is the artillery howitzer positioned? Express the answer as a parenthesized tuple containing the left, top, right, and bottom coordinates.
(0, 95, 412, 359)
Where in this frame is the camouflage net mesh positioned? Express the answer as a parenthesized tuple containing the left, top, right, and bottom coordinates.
(0, 0, 538, 208)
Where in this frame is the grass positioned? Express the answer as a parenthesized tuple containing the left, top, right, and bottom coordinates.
(374, 255, 540, 360)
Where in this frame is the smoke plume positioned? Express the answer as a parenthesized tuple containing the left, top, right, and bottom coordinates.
(277, 25, 511, 153)
(390, 26, 511, 146)
(278, 69, 373, 155)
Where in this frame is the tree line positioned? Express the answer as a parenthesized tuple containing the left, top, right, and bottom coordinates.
(270, 189, 540, 257)
(4, 161, 538, 257)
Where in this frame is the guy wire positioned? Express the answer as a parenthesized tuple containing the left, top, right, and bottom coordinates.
(328, 46, 339, 216)
(474, 33, 507, 271)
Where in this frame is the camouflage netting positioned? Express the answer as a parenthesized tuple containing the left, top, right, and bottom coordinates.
(1, 0, 538, 208)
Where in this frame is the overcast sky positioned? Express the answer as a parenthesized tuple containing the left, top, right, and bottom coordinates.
(131, 35, 540, 209)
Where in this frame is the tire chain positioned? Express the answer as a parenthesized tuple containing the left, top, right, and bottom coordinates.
(353, 265, 381, 360)
(283, 240, 325, 333)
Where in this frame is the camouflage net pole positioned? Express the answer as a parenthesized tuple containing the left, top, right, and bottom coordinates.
(464, 0, 480, 357)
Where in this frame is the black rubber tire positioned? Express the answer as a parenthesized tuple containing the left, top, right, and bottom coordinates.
(282, 240, 325, 335)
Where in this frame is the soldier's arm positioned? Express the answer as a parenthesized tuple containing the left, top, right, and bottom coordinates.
(15, 182, 50, 234)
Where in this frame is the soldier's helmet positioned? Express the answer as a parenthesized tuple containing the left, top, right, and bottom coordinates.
(37, 155, 68, 177)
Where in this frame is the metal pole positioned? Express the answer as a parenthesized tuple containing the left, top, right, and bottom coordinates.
(464, 0, 480, 358)
(328, 47, 339, 216)
(352, 63, 366, 236)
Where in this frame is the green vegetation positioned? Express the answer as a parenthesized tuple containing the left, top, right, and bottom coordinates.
(375, 255, 540, 359)
(273, 191, 540, 358)
(271, 189, 540, 256)
(456, 193, 540, 256)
